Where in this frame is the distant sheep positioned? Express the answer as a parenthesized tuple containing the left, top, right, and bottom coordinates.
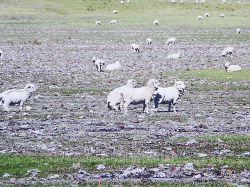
(121, 0, 124, 4)
(131, 44, 140, 53)
(0, 50, 2, 61)
(153, 20, 160, 26)
(171, 0, 176, 3)
(96, 21, 101, 25)
(166, 37, 176, 45)
(225, 62, 241, 72)
(154, 81, 186, 112)
(92, 57, 105, 72)
(222, 0, 227, 3)
(120, 79, 160, 114)
(107, 79, 137, 111)
(146, 38, 152, 46)
(220, 47, 234, 57)
(236, 28, 241, 34)
(220, 13, 225, 18)
(110, 20, 117, 25)
(204, 13, 210, 17)
(112, 10, 118, 14)
(167, 52, 181, 59)
(105, 61, 121, 71)
(197, 16, 204, 20)
(0, 84, 37, 112)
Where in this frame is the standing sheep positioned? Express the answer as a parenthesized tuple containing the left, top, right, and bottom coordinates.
(204, 13, 210, 17)
(96, 21, 101, 25)
(220, 13, 225, 18)
(112, 10, 118, 14)
(197, 16, 204, 20)
(236, 28, 241, 34)
(154, 81, 186, 112)
(153, 20, 160, 26)
(131, 44, 140, 53)
(120, 79, 160, 114)
(220, 47, 234, 57)
(166, 37, 176, 45)
(0, 84, 37, 112)
(107, 79, 137, 111)
(110, 20, 117, 25)
(225, 62, 241, 72)
(146, 38, 153, 46)
(92, 57, 105, 72)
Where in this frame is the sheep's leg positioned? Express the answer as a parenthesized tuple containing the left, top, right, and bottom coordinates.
(144, 100, 150, 114)
(168, 102, 172, 112)
(173, 103, 176, 113)
(19, 100, 24, 111)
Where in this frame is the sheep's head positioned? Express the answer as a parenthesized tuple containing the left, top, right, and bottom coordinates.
(147, 79, 160, 89)
(92, 56, 97, 63)
(224, 62, 230, 71)
(174, 81, 186, 94)
(24, 84, 37, 92)
(127, 79, 137, 88)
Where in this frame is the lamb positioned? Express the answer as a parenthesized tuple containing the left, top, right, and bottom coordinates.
(204, 13, 210, 17)
(96, 21, 101, 25)
(236, 28, 241, 34)
(92, 57, 105, 72)
(112, 10, 118, 14)
(107, 79, 137, 111)
(0, 84, 37, 112)
(105, 61, 121, 71)
(146, 38, 152, 46)
(225, 62, 241, 72)
(167, 52, 181, 59)
(220, 47, 234, 57)
(120, 79, 160, 114)
(0, 50, 2, 61)
(220, 13, 225, 18)
(110, 20, 117, 25)
(153, 20, 160, 26)
(197, 16, 204, 20)
(166, 37, 176, 45)
(131, 44, 140, 53)
(154, 81, 186, 112)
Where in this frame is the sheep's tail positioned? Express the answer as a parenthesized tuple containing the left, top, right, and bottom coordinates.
(107, 102, 112, 110)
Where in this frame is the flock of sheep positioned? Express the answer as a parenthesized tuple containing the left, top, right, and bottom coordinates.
(0, 0, 243, 114)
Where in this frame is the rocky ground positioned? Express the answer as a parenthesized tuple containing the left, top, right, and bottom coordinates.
(0, 26, 249, 186)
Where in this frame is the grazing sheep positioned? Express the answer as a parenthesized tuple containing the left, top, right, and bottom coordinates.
(146, 38, 153, 46)
(220, 13, 225, 18)
(0, 84, 37, 112)
(154, 81, 186, 112)
(107, 79, 137, 111)
(92, 57, 105, 72)
(153, 20, 160, 26)
(225, 62, 241, 72)
(131, 44, 140, 53)
(110, 20, 117, 25)
(197, 16, 204, 20)
(120, 79, 160, 114)
(96, 21, 101, 25)
(112, 10, 118, 14)
(220, 47, 234, 57)
(0, 50, 2, 61)
(204, 13, 210, 17)
(166, 37, 176, 45)
(236, 28, 241, 34)
(167, 52, 181, 59)
(105, 61, 121, 71)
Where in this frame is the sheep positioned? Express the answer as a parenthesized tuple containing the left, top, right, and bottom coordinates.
(154, 81, 186, 112)
(225, 62, 241, 72)
(92, 57, 105, 72)
(96, 21, 101, 25)
(107, 79, 137, 111)
(110, 20, 117, 25)
(220, 47, 234, 57)
(121, 0, 124, 4)
(171, 0, 176, 3)
(167, 52, 181, 59)
(197, 16, 204, 20)
(237, 0, 240, 4)
(146, 38, 152, 46)
(166, 37, 176, 45)
(112, 10, 118, 14)
(180, 0, 185, 3)
(220, 13, 225, 18)
(131, 44, 140, 53)
(120, 79, 160, 114)
(105, 61, 121, 71)
(0, 84, 37, 112)
(204, 13, 210, 17)
(236, 28, 241, 34)
(0, 50, 2, 61)
(153, 20, 160, 26)
(222, 0, 227, 3)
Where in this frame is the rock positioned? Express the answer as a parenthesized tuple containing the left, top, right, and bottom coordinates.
(96, 164, 106, 170)
(26, 169, 40, 177)
(197, 153, 208, 157)
(25, 106, 32, 111)
(186, 139, 198, 146)
(219, 149, 233, 156)
(193, 174, 202, 181)
(183, 163, 195, 171)
(72, 163, 81, 169)
(154, 172, 166, 178)
(48, 174, 60, 179)
(2, 173, 11, 178)
(240, 152, 250, 157)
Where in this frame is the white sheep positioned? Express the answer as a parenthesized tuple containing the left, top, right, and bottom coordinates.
(220, 13, 225, 18)
(121, 0, 124, 4)
(110, 20, 117, 25)
(220, 47, 234, 57)
(92, 57, 105, 72)
(222, 0, 227, 3)
(96, 21, 101, 25)
(0, 84, 37, 112)
(225, 62, 241, 72)
(131, 44, 140, 53)
(153, 20, 160, 26)
(120, 79, 160, 114)
(167, 52, 181, 59)
(237, 0, 240, 4)
(0, 50, 2, 61)
(146, 38, 152, 46)
(197, 16, 204, 20)
(204, 13, 210, 17)
(112, 10, 118, 14)
(166, 37, 176, 45)
(105, 61, 121, 71)
(171, 0, 176, 3)
(154, 81, 186, 112)
(107, 79, 137, 111)
(236, 28, 241, 34)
